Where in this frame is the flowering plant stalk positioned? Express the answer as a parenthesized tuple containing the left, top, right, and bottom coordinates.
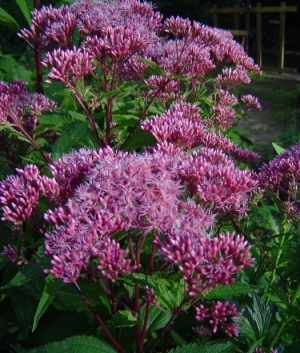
(0, 1, 279, 352)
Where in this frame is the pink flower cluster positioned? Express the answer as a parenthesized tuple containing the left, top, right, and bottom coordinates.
(0, 0, 264, 339)
(195, 300, 241, 337)
(258, 141, 300, 219)
(18, 0, 261, 114)
(19, 5, 77, 50)
(0, 144, 256, 336)
(1, 244, 20, 262)
(253, 348, 278, 353)
(142, 102, 260, 161)
(40, 144, 255, 285)
(0, 80, 57, 130)
(0, 164, 59, 225)
(155, 231, 253, 296)
(43, 47, 95, 85)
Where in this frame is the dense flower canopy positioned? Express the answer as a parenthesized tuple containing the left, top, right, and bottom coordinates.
(0, 0, 265, 342)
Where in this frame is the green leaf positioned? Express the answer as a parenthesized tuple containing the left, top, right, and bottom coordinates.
(53, 280, 101, 312)
(170, 330, 186, 346)
(167, 341, 235, 353)
(39, 111, 83, 129)
(52, 121, 88, 159)
(206, 283, 259, 300)
(109, 310, 137, 328)
(15, 0, 31, 25)
(32, 275, 62, 332)
(272, 142, 285, 155)
(136, 57, 165, 76)
(26, 335, 118, 353)
(0, 7, 20, 29)
(156, 279, 184, 311)
(123, 272, 159, 291)
(67, 111, 88, 122)
(247, 338, 266, 353)
(140, 306, 171, 333)
(122, 127, 156, 151)
(1, 264, 44, 290)
(234, 293, 272, 343)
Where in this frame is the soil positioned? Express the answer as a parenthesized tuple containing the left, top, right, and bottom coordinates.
(235, 72, 300, 166)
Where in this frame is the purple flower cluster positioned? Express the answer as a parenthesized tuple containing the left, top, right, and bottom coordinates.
(43, 47, 95, 85)
(0, 80, 57, 131)
(0, 164, 59, 225)
(192, 325, 212, 338)
(0, 0, 264, 340)
(43, 145, 254, 297)
(142, 102, 260, 161)
(19, 5, 77, 50)
(258, 141, 300, 219)
(195, 300, 241, 337)
(156, 231, 253, 296)
(1, 244, 20, 262)
(18, 0, 260, 114)
(253, 348, 278, 353)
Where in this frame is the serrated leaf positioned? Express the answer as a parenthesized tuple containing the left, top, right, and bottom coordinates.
(26, 335, 118, 353)
(0, 7, 20, 29)
(39, 111, 81, 128)
(32, 275, 62, 332)
(68, 111, 87, 121)
(234, 293, 272, 342)
(156, 279, 184, 311)
(16, 0, 31, 25)
(123, 272, 159, 291)
(167, 340, 235, 353)
(206, 283, 259, 300)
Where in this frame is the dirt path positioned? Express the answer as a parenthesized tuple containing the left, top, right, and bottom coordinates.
(235, 72, 300, 164)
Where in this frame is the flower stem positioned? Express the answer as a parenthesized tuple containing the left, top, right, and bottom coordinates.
(73, 282, 126, 353)
(34, 0, 43, 94)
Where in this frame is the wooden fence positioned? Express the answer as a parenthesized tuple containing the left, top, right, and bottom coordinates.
(205, 2, 298, 72)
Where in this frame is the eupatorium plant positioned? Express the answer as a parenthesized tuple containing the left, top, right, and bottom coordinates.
(0, 0, 264, 352)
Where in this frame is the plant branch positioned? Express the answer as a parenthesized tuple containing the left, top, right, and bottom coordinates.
(73, 282, 126, 353)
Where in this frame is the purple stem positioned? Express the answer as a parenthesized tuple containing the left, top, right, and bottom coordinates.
(73, 282, 126, 353)
(34, 0, 43, 94)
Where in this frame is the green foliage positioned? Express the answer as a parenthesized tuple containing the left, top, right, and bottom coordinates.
(0, 7, 20, 30)
(167, 340, 236, 353)
(25, 335, 118, 353)
(1, 1, 300, 353)
(32, 275, 62, 332)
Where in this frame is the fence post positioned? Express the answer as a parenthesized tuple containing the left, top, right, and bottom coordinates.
(256, 3, 262, 66)
(279, 2, 286, 70)
(234, 3, 239, 30)
(212, 5, 218, 27)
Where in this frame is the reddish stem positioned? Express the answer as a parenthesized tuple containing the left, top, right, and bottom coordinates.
(34, 0, 43, 94)
(73, 282, 126, 353)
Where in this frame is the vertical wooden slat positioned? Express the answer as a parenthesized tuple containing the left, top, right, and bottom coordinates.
(245, 0, 250, 55)
(279, 2, 286, 69)
(213, 5, 218, 27)
(256, 3, 262, 66)
(234, 4, 239, 30)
